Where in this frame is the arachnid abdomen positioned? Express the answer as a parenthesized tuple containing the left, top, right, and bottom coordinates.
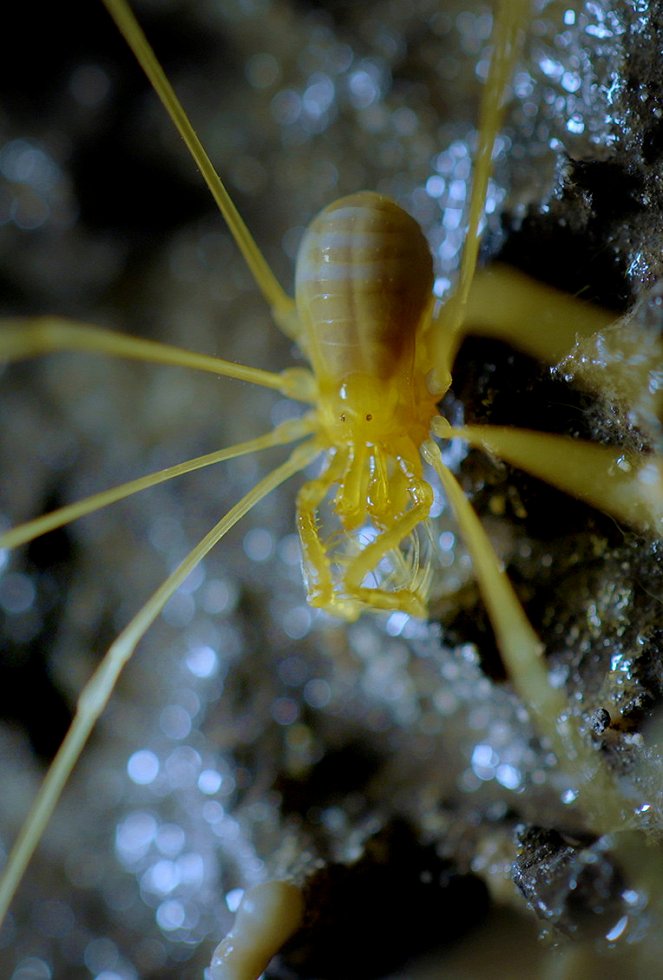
(295, 192, 434, 387)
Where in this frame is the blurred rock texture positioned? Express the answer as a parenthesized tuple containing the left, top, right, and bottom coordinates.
(0, 1, 661, 977)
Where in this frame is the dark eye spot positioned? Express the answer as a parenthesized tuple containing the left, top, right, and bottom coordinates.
(365, 413, 373, 421)
(340, 413, 346, 422)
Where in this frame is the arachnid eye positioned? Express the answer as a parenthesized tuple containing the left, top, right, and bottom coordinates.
(365, 413, 373, 421)
(340, 413, 347, 422)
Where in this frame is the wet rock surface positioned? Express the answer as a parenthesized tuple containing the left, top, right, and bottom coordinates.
(0, 2, 661, 978)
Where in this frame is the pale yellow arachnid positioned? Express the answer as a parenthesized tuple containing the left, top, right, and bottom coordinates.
(0, 0, 662, 977)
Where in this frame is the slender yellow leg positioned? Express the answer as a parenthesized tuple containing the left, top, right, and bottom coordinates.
(99, 0, 300, 338)
(457, 264, 616, 365)
(1, 418, 314, 551)
(0, 441, 318, 927)
(430, 0, 532, 387)
(209, 881, 304, 980)
(0, 317, 315, 401)
(422, 440, 627, 832)
(441, 422, 663, 537)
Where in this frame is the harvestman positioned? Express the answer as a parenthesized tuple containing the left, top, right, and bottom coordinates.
(0, 0, 662, 970)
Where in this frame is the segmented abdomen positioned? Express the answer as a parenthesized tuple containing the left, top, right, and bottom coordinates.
(294, 192, 434, 385)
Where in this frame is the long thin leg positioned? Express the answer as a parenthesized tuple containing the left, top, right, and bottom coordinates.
(0, 317, 314, 400)
(439, 422, 663, 536)
(0, 440, 319, 927)
(422, 440, 627, 832)
(100, 0, 298, 337)
(209, 881, 304, 980)
(457, 264, 616, 365)
(429, 0, 531, 388)
(1, 417, 314, 550)
(430, 442, 663, 921)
